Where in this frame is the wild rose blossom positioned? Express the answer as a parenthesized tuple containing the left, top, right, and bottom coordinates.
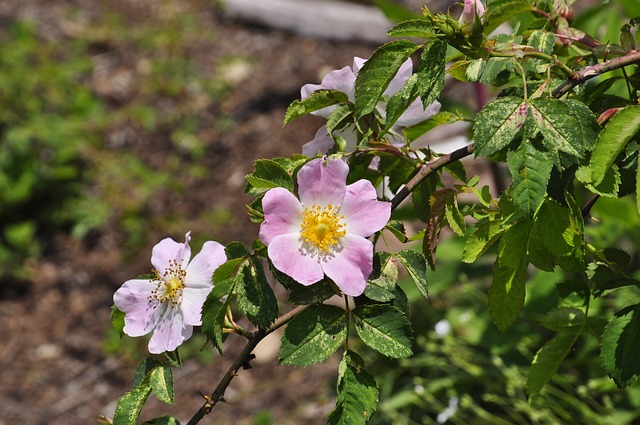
(114, 232, 226, 354)
(259, 157, 391, 296)
(459, 0, 486, 28)
(300, 57, 441, 156)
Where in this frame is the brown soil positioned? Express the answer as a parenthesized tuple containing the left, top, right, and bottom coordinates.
(0, 1, 383, 424)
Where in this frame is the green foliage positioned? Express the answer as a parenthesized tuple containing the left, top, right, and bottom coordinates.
(279, 304, 347, 366)
(473, 97, 527, 156)
(328, 351, 379, 425)
(284, 90, 349, 125)
(489, 218, 531, 330)
(353, 304, 413, 359)
(354, 40, 420, 118)
(235, 258, 279, 330)
(601, 304, 640, 388)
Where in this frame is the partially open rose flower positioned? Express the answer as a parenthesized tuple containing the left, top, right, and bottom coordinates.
(459, 0, 486, 29)
(113, 232, 226, 354)
(259, 158, 391, 296)
(301, 57, 441, 156)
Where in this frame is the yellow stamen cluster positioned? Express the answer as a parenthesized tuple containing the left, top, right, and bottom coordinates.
(300, 204, 346, 253)
(148, 259, 187, 306)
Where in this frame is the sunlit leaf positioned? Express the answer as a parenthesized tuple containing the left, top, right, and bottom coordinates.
(279, 304, 347, 366)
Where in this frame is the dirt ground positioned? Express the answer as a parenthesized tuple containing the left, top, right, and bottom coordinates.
(0, 1, 398, 424)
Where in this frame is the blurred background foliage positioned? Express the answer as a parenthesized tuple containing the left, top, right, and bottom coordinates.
(2, 0, 640, 424)
(0, 6, 235, 287)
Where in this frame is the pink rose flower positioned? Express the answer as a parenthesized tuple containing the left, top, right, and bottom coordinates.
(459, 0, 486, 28)
(114, 232, 226, 354)
(259, 158, 391, 296)
(300, 57, 441, 156)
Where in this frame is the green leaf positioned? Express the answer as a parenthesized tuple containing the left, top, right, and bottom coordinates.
(564, 99, 599, 151)
(225, 241, 251, 260)
(328, 351, 379, 425)
(150, 363, 174, 404)
(527, 226, 555, 272)
(484, 0, 535, 34)
(462, 219, 504, 263)
(416, 40, 447, 108)
(279, 304, 347, 366)
(473, 97, 528, 156)
(383, 73, 420, 134)
(527, 30, 556, 55)
(576, 164, 621, 198)
(354, 40, 420, 118)
(529, 98, 586, 157)
(540, 307, 586, 332)
(143, 416, 181, 425)
(364, 252, 398, 302)
(245, 159, 293, 195)
(527, 332, 580, 399)
(489, 219, 532, 330)
(385, 220, 407, 243)
(326, 103, 355, 140)
(133, 358, 161, 388)
(110, 304, 126, 336)
(601, 303, 640, 388)
(353, 304, 413, 358)
(164, 350, 182, 368)
(284, 89, 349, 125)
(591, 105, 640, 185)
(288, 278, 337, 305)
(395, 249, 428, 299)
(444, 193, 466, 236)
(387, 19, 436, 38)
(506, 141, 553, 216)
(236, 258, 279, 329)
(202, 295, 230, 355)
(213, 258, 244, 285)
(113, 384, 152, 425)
(534, 198, 580, 259)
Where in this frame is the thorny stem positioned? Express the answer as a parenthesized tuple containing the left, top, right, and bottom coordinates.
(186, 304, 309, 425)
(553, 50, 640, 98)
(489, 50, 576, 79)
(390, 144, 475, 210)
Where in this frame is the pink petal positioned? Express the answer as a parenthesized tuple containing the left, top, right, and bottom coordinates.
(301, 65, 356, 115)
(352, 57, 367, 73)
(181, 286, 212, 326)
(268, 233, 324, 285)
(185, 241, 226, 288)
(148, 307, 191, 354)
(340, 180, 391, 237)
(114, 279, 164, 337)
(297, 158, 348, 207)
(385, 58, 413, 96)
(151, 232, 192, 273)
(302, 126, 335, 157)
(321, 235, 374, 296)
(395, 100, 441, 127)
(260, 188, 303, 245)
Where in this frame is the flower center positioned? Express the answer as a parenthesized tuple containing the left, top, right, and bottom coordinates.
(149, 259, 186, 306)
(300, 204, 346, 253)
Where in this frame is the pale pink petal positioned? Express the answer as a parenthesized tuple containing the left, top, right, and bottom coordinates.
(301, 65, 356, 117)
(185, 241, 226, 288)
(385, 58, 413, 96)
(395, 100, 441, 127)
(459, 0, 485, 26)
(352, 57, 367, 73)
(302, 126, 335, 156)
(114, 279, 164, 337)
(340, 180, 391, 237)
(151, 232, 192, 272)
(260, 188, 303, 245)
(298, 158, 348, 207)
(148, 307, 190, 354)
(268, 233, 324, 285)
(321, 235, 374, 296)
(181, 286, 212, 326)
